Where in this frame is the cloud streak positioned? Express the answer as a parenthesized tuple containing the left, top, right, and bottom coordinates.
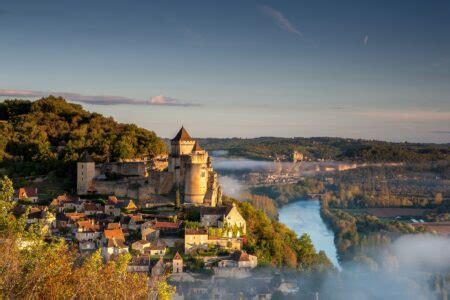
(363, 34, 369, 45)
(260, 5, 303, 37)
(0, 89, 198, 107)
(353, 110, 450, 121)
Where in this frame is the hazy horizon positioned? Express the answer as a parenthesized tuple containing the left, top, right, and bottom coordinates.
(1, 0, 449, 142)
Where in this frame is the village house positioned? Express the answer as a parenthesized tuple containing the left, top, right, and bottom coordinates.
(213, 251, 258, 278)
(127, 214, 145, 231)
(184, 229, 209, 253)
(200, 203, 247, 237)
(184, 227, 243, 253)
(64, 212, 86, 229)
(24, 207, 56, 233)
(141, 221, 160, 241)
(132, 240, 151, 254)
(83, 202, 104, 216)
(75, 219, 102, 241)
(153, 220, 183, 237)
(102, 227, 128, 261)
(104, 196, 122, 216)
(127, 255, 151, 273)
(17, 187, 39, 203)
(146, 240, 167, 256)
(50, 194, 80, 212)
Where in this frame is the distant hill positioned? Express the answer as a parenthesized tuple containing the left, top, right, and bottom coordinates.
(197, 137, 449, 162)
(0, 97, 166, 163)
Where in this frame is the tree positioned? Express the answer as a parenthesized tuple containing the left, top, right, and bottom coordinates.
(156, 279, 176, 300)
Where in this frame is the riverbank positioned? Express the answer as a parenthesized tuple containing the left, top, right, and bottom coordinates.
(279, 200, 340, 268)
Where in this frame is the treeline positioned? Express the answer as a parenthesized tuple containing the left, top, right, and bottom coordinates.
(198, 137, 449, 162)
(321, 164, 448, 208)
(242, 193, 278, 219)
(223, 196, 333, 271)
(320, 204, 424, 263)
(0, 97, 166, 165)
(251, 178, 325, 207)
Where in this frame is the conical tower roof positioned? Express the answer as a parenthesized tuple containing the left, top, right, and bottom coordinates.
(171, 126, 192, 142)
(192, 142, 203, 152)
(173, 251, 182, 260)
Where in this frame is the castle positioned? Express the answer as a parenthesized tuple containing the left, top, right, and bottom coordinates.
(168, 127, 221, 206)
(77, 126, 222, 207)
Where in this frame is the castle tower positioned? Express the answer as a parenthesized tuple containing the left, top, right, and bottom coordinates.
(77, 151, 95, 195)
(184, 142, 209, 205)
(168, 126, 196, 184)
(172, 252, 183, 273)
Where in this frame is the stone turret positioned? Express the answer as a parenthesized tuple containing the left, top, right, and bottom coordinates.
(169, 126, 196, 185)
(184, 142, 209, 205)
(77, 151, 95, 195)
(168, 126, 222, 207)
(172, 252, 183, 273)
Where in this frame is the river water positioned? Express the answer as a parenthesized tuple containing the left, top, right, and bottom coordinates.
(279, 200, 340, 268)
(211, 156, 340, 268)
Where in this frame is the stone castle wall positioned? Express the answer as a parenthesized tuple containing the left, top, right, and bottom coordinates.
(77, 162, 95, 195)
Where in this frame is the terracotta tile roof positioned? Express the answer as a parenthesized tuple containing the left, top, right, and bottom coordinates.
(104, 228, 125, 241)
(150, 240, 167, 251)
(65, 212, 86, 221)
(77, 220, 101, 232)
(129, 214, 144, 222)
(185, 229, 207, 235)
(107, 196, 119, 205)
(171, 126, 192, 142)
(107, 223, 121, 229)
(173, 252, 182, 260)
(133, 240, 151, 246)
(153, 220, 182, 229)
(107, 238, 127, 248)
(51, 194, 79, 206)
(18, 187, 38, 199)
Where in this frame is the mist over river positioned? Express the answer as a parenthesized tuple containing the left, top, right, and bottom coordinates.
(211, 155, 341, 268)
(279, 200, 340, 268)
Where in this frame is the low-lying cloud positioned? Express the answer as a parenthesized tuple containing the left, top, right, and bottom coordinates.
(321, 234, 450, 300)
(0, 89, 197, 107)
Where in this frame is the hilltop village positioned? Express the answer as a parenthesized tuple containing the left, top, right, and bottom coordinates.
(13, 127, 258, 293)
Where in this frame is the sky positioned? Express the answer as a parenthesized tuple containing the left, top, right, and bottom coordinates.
(0, 0, 449, 142)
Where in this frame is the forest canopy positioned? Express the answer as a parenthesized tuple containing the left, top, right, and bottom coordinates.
(198, 137, 449, 162)
(0, 97, 167, 163)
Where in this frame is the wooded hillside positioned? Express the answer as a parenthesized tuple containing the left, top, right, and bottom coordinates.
(0, 97, 166, 163)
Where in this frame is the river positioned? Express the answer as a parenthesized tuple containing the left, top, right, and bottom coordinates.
(279, 200, 340, 268)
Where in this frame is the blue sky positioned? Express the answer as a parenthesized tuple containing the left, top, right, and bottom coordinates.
(0, 0, 449, 142)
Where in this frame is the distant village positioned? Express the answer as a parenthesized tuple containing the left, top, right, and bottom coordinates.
(13, 127, 270, 299)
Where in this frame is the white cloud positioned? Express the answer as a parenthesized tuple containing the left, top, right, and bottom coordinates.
(363, 34, 369, 45)
(0, 89, 197, 107)
(260, 5, 303, 37)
